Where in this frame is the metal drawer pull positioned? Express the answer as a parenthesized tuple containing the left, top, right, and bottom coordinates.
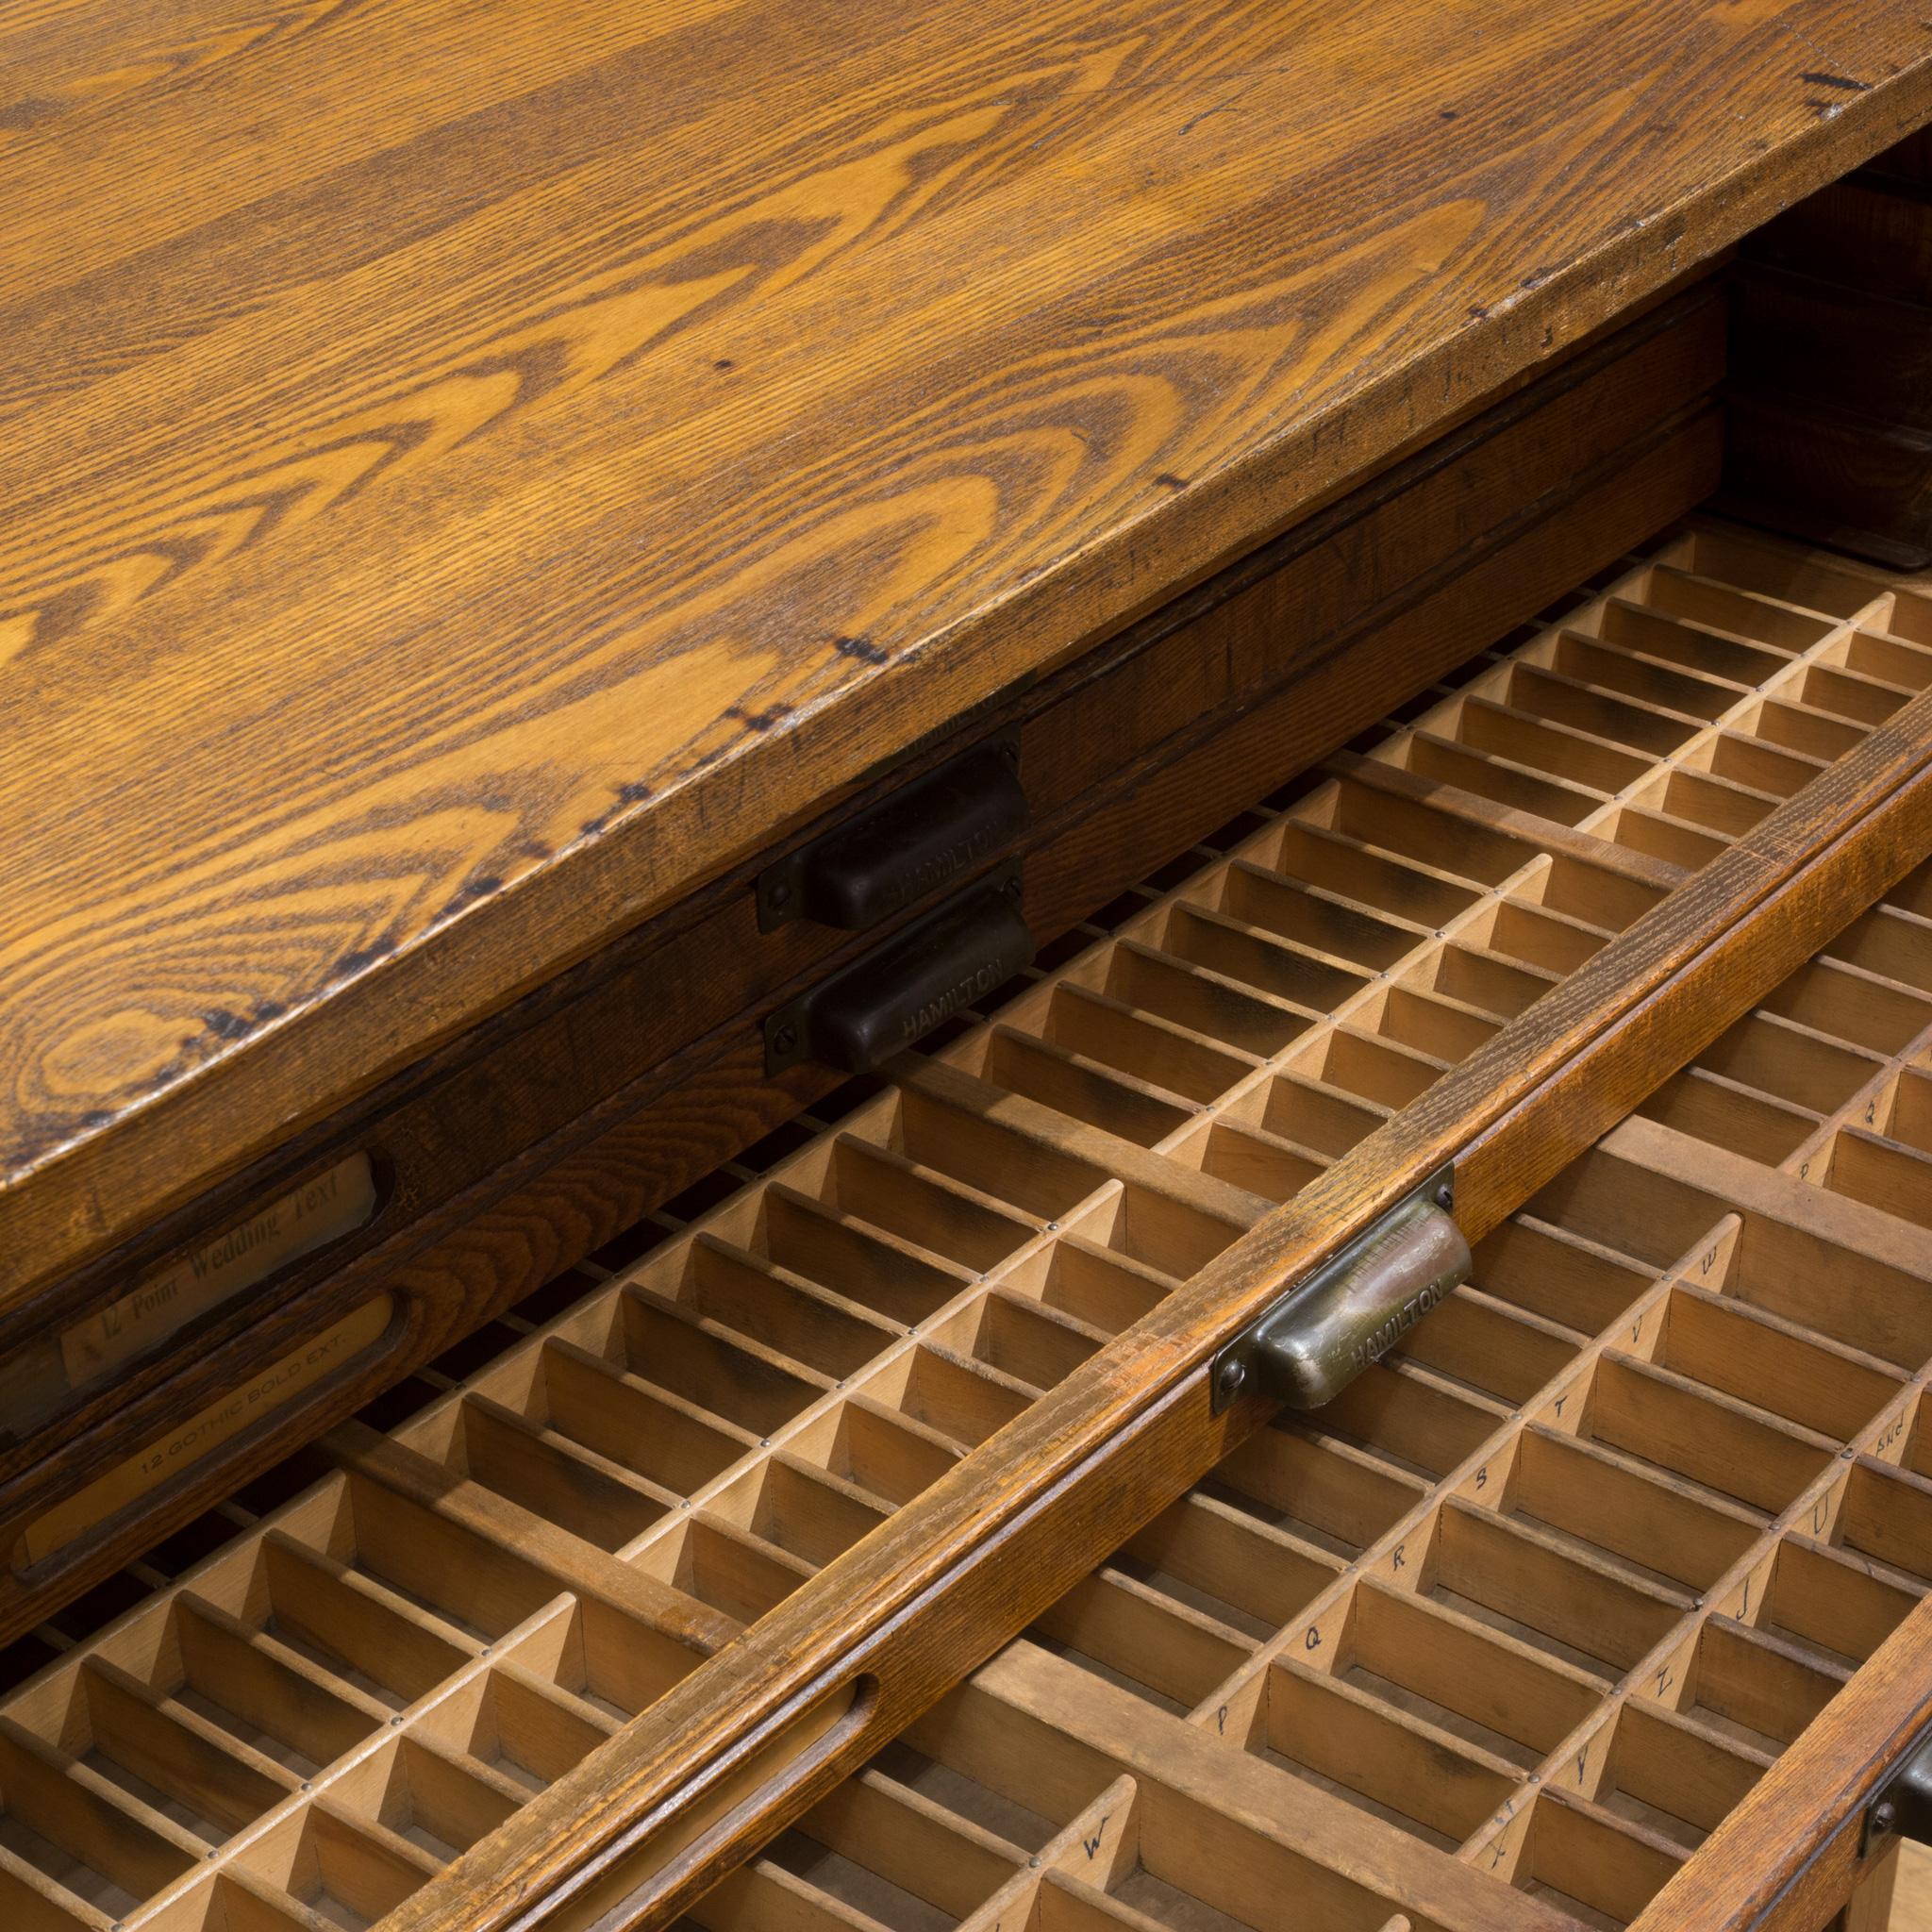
(1866, 1719, 1932, 1854)
(758, 736, 1026, 932)
(765, 867, 1034, 1074)
(1210, 1166, 1471, 1411)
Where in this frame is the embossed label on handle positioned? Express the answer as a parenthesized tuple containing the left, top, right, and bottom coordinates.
(1212, 1168, 1470, 1412)
(766, 867, 1034, 1074)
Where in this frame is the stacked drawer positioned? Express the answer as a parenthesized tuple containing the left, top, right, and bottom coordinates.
(0, 520, 1926, 1932)
(678, 1046, 1932, 1930)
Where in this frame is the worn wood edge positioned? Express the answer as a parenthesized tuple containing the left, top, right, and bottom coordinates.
(0, 295, 1722, 1319)
(1632, 1594, 1932, 1930)
(0, 296, 1722, 1322)
(1035, 276, 1725, 723)
(13, 52, 1927, 1312)
(372, 680, 1932, 1929)
(0, 408, 1719, 1655)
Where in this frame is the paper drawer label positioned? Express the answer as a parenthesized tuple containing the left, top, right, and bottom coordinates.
(59, 1152, 380, 1391)
(18, 1294, 393, 1567)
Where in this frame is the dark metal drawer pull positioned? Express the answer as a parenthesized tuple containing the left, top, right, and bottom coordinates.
(1865, 1718, 1932, 1855)
(764, 868, 1033, 1074)
(758, 736, 1026, 932)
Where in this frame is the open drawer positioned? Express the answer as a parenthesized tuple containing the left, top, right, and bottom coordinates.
(678, 863, 1932, 1932)
(0, 519, 1927, 1932)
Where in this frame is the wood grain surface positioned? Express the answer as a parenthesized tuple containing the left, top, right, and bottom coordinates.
(5, 1, 1930, 1301)
(0, 316, 1721, 1647)
(1637, 1593, 1932, 1929)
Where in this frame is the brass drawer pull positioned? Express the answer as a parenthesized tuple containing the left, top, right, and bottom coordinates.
(1210, 1166, 1471, 1411)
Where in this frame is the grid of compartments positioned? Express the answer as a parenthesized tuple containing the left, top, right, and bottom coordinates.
(670, 740, 1932, 1913)
(0, 518, 1925, 1932)
(1636, 872, 1932, 1216)
(683, 858, 1932, 1932)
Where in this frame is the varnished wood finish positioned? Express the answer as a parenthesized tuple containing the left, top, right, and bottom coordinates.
(1624, 1468, 1932, 1927)
(5, 1, 1930, 1321)
(0, 307, 1722, 1641)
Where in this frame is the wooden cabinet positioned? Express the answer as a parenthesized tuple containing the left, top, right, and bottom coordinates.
(3, 520, 1930, 1931)
(6, 7, 1932, 1931)
(0, 289, 1727, 1640)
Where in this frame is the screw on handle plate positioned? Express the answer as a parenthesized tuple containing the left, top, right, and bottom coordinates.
(1210, 1166, 1469, 1413)
(1864, 1718, 1932, 1854)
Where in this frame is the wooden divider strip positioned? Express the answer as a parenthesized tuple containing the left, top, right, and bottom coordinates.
(969, 1642, 1575, 1932)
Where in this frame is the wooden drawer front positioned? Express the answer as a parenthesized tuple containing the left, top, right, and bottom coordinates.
(0, 521, 1924, 1932)
(0, 291, 1724, 1642)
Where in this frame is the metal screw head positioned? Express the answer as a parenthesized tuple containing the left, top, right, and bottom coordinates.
(1876, 1800, 1899, 1836)
(773, 1023, 799, 1056)
(1435, 1182, 1455, 1211)
(1215, 1356, 1248, 1404)
(769, 880, 791, 908)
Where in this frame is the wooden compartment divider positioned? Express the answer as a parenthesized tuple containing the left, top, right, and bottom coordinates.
(675, 817, 1932, 1930)
(0, 521, 1927, 1932)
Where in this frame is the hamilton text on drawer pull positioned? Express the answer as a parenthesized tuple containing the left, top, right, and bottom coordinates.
(765, 864, 1034, 1074)
(1210, 1165, 1473, 1412)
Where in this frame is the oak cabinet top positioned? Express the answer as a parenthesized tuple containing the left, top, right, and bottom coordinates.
(4, 0, 1928, 1295)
